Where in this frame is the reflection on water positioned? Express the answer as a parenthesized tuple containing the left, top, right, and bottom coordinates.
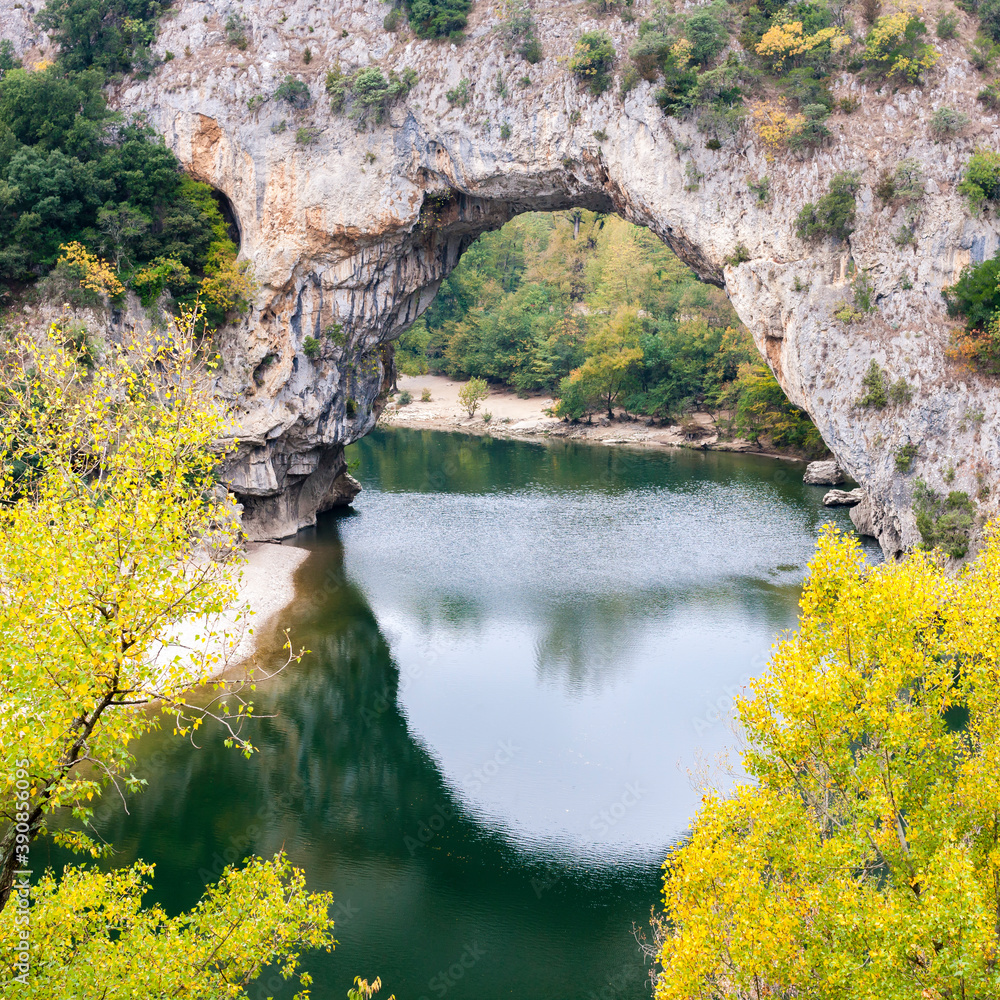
(339, 432, 868, 855)
(45, 429, 872, 1000)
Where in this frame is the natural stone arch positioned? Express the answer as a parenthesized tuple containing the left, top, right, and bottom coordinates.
(211, 174, 749, 541)
(108, 0, 1000, 553)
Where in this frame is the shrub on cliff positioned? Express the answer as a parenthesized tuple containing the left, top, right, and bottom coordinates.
(874, 157, 925, 204)
(978, 80, 1000, 108)
(862, 11, 939, 81)
(943, 250, 1000, 331)
(856, 359, 889, 407)
(570, 31, 617, 95)
(756, 21, 849, 74)
(913, 479, 976, 557)
(685, 7, 730, 64)
(404, 0, 470, 38)
(795, 170, 860, 242)
(969, 30, 1000, 70)
(654, 523, 1000, 999)
(936, 9, 960, 38)
(274, 74, 310, 107)
(943, 251, 1000, 373)
(628, 5, 739, 119)
(495, 0, 542, 63)
(980, 0, 1000, 41)
(351, 66, 417, 126)
(651, 42, 699, 114)
(225, 11, 249, 50)
(958, 149, 1000, 213)
(930, 105, 970, 137)
(327, 65, 417, 128)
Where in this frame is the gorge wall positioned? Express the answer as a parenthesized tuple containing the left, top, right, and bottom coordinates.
(7, 0, 1000, 553)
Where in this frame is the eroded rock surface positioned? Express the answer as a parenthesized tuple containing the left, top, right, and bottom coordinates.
(804, 460, 846, 486)
(823, 488, 865, 508)
(7, 0, 1000, 551)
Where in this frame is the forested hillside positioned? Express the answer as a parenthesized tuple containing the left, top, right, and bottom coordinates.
(399, 211, 827, 455)
(0, 15, 253, 331)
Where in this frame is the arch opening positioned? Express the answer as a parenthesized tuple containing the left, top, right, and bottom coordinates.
(209, 186, 242, 247)
(391, 208, 829, 460)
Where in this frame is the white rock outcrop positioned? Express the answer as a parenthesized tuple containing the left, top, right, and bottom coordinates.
(804, 460, 846, 485)
(823, 488, 864, 507)
(7, 0, 1000, 552)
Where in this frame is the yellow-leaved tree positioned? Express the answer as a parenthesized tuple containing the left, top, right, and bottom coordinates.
(561, 307, 644, 419)
(0, 307, 335, 997)
(655, 525, 1000, 1000)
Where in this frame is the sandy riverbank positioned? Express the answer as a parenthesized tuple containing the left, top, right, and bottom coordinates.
(229, 543, 311, 665)
(157, 542, 310, 687)
(384, 374, 807, 463)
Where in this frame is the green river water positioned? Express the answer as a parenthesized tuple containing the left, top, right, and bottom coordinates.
(46, 428, 874, 1000)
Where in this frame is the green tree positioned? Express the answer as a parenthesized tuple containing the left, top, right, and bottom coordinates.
(399, 210, 825, 451)
(570, 31, 617, 95)
(590, 226, 648, 307)
(566, 308, 644, 418)
(943, 251, 1000, 331)
(554, 373, 599, 421)
(795, 170, 860, 242)
(722, 361, 826, 454)
(0, 65, 238, 299)
(404, 0, 471, 38)
(458, 375, 490, 416)
(958, 149, 1000, 214)
(38, 0, 165, 73)
(96, 201, 149, 271)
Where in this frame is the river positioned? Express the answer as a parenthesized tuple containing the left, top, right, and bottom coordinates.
(45, 428, 874, 1000)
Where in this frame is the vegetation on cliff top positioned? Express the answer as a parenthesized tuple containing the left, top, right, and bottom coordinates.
(0, 0, 253, 327)
(602, 0, 950, 153)
(399, 210, 827, 456)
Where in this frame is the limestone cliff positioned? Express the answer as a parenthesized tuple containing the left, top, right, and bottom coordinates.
(6, 0, 1000, 552)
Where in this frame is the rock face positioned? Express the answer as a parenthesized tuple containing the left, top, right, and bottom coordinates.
(7, 0, 1000, 550)
(822, 488, 864, 507)
(804, 461, 846, 486)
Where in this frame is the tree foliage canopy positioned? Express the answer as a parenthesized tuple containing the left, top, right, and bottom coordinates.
(37, 0, 167, 74)
(656, 525, 1000, 1000)
(0, 312, 334, 995)
(0, 48, 252, 327)
(403, 0, 471, 38)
